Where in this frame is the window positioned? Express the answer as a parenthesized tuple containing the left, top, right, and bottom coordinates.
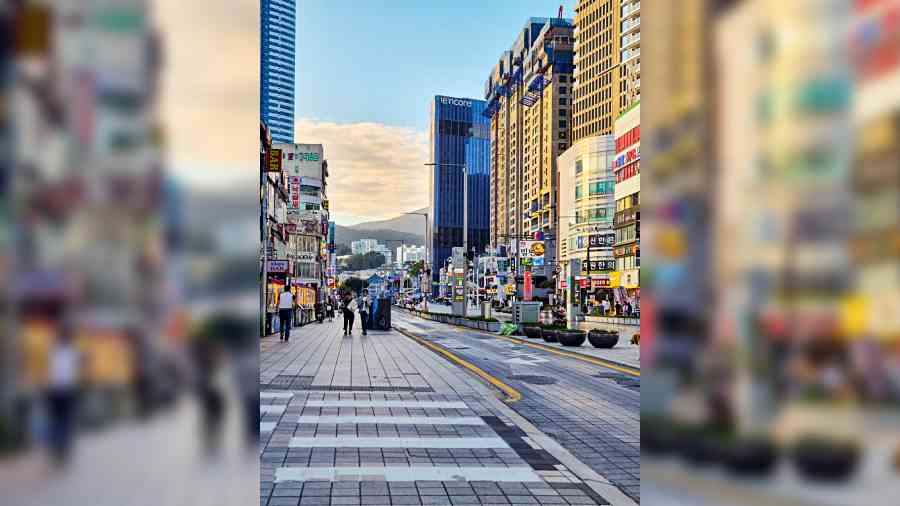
(559, 97, 567, 106)
(288, 153, 294, 160)
(558, 120, 567, 129)
(575, 160, 583, 174)
(559, 86, 568, 94)
(559, 75, 568, 83)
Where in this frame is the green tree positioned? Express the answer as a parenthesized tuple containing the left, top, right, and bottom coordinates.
(345, 251, 385, 270)
(339, 277, 366, 294)
(407, 260, 425, 277)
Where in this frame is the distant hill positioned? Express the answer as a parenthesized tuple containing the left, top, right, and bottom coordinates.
(348, 208, 428, 236)
(334, 208, 427, 247)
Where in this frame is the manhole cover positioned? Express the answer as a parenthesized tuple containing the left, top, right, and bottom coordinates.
(509, 374, 558, 385)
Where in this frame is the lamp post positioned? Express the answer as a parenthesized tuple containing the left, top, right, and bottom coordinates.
(403, 211, 429, 297)
(425, 162, 469, 315)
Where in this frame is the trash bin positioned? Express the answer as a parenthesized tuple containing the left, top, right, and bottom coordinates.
(372, 297, 392, 330)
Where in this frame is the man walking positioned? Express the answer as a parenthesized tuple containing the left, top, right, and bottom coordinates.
(278, 286, 294, 342)
(359, 289, 371, 336)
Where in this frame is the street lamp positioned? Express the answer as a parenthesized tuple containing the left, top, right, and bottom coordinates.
(425, 162, 469, 314)
(403, 211, 430, 297)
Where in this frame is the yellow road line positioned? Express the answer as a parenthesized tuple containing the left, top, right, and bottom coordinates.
(494, 334, 641, 377)
(396, 309, 640, 377)
(395, 327, 523, 403)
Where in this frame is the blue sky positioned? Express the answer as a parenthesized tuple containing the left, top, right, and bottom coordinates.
(296, 1, 571, 131)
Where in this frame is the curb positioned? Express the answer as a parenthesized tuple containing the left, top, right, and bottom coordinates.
(394, 326, 523, 403)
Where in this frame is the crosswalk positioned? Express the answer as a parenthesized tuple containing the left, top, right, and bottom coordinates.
(260, 393, 541, 484)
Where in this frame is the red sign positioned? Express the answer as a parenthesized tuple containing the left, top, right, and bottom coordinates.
(578, 279, 589, 288)
(523, 271, 533, 301)
(592, 278, 609, 288)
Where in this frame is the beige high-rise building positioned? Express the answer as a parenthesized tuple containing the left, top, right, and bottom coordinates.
(573, 0, 622, 142)
(484, 17, 575, 279)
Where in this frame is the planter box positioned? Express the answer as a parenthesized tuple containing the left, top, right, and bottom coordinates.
(542, 329, 559, 343)
(588, 329, 619, 348)
(558, 330, 587, 347)
(523, 326, 543, 339)
(486, 322, 501, 332)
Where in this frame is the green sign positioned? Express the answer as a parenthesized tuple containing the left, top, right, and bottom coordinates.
(299, 152, 320, 161)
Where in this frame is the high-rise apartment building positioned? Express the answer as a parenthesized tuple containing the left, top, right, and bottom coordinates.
(619, 0, 641, 108)
(428, 95, 491, 282)
(572, 0, 621, 142)
(483, 18, 575, 280)
(261, 0, 296, 143)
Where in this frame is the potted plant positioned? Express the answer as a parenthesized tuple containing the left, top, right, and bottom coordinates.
(557, 329, 587, 347)
(791, 434, 861, 481)
(523, 326, 543, 339)
(588, 329, 619, 348)
(631, 333, 640, 345)
(641, 414, 679, 455)
(541, 325, 564, 343)
(723, 434, 779, 476)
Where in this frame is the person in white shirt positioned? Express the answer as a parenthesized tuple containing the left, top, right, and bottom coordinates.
(46, 323, 82, 465)
(278, 287, 294, 342)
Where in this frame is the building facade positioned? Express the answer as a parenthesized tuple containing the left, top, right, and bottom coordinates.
(351, 239, 379, 255)
(428, 95, 491, 282)
(274, 143, 330, 320)
(396, 244, 426, 265)
(619, 0, 641, 109)
(557, 136, 618, 306)
(572, 0, 622, 142)
(261, 0, 295, 143)
(483, 18, 575, 283)
(612, 102, 639, 299)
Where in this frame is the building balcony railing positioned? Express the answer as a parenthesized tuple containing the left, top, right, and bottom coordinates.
(621, 17, 640, 35)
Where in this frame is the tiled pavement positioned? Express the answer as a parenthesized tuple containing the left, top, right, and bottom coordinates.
(391, 312, 640, 503)
(260, 319, 620, 506)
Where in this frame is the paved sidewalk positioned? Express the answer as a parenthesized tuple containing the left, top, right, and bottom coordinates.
(260, 319, 621, 506)
(506, 337, 639, 370)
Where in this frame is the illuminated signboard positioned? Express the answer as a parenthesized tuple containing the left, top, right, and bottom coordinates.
(584, 259, 616, 273)
(266, 148, 283, 172)
(588, 233, 615, 248)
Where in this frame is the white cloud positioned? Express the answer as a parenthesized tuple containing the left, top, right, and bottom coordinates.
(295, 119, 429, 222)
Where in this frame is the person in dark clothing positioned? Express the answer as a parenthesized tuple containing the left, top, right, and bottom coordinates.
(191, 336, 224, 456)
(359, 289, 371, 336)
(342, 292, 356, 336)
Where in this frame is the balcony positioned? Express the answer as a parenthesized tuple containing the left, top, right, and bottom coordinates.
(621, 32, 640, 50)
(621, 17, 640, 35)
(621, 1, 640, 20)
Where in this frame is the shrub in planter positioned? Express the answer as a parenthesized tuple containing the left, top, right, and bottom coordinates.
(675, 424, 726, 466)
(641, 415, 679, 455)
(523, 326, 543, 339)
(558, 329, 587, 347)
(542, 329, 560, 343)
(631, 333, 640, 345)
(723, 434, 779, 476)
(791, 435, 861, 481)
(588, 329, 619, 348)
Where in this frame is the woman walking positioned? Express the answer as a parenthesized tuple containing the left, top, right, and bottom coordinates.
(341, 292, 356, 336)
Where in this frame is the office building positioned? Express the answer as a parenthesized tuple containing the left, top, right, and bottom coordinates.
(428, 95, 491, 282)
(483, 18, 575, 281)
(261, 0, 296, 143)
(396, 244, 426, 265)
(351, 239, 379, 255)
(572, 0, 621, 142)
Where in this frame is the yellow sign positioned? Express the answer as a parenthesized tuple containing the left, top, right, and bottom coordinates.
(505, 285, 515, 294)
(531, 242, 545, 257)
(266, 148, 283, 172)
(609, 271, 621, 288)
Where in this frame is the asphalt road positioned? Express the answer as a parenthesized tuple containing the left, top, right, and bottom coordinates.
(392, 311, 641, 503)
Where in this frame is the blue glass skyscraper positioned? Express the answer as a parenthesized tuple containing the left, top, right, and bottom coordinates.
(428, 96, 491, 282)
(260, 0, 295, 143)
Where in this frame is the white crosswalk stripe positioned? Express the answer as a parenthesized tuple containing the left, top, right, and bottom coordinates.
(289, 436, 510, 448)
(304, 400, 468, 409)
(274, 466, 541, 483)
(296, 415, 485, 425)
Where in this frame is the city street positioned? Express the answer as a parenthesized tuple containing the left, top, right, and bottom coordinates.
(259, 317, 638, 506)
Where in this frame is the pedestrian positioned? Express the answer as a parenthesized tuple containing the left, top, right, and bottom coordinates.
(614, 301, 622, 316)
(326, 296, 335, 322)
(342, 292, 356, 336)
(601, 298, 609, 315)
(278, 286, 293, 342)
(359, 289, 371, 336)
(46, 321, 82, 466)
(191, 334, 224, 456)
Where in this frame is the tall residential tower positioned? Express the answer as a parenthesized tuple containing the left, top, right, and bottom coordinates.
(483, 17, 575, 281)
(572, 0, 622, 142)
(261, 0, 296, 143)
